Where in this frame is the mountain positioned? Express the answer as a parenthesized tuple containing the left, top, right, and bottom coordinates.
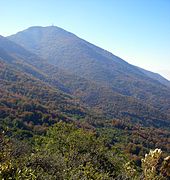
(8, 26, 153, 84)
(8, 26, 170, 122)
(8, 26, 170, 87)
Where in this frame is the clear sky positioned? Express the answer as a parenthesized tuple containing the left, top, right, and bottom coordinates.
(0, 0, 170, 80)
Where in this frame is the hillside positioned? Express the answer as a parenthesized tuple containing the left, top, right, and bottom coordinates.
(0, 60, 90, 136)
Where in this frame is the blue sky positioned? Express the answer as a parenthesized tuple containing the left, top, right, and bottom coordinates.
(1, 0, 170, 79)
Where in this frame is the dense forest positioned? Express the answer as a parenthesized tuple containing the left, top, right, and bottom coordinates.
(0, 26, 170, 179)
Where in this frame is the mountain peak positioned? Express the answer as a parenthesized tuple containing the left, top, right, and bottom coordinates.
(15, 25, 75, 38)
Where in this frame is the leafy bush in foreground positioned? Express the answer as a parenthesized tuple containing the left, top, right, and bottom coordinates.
(0, 122, 170, 179)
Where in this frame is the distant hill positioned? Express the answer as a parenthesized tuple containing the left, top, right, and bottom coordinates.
(137, 67, 170, 87)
